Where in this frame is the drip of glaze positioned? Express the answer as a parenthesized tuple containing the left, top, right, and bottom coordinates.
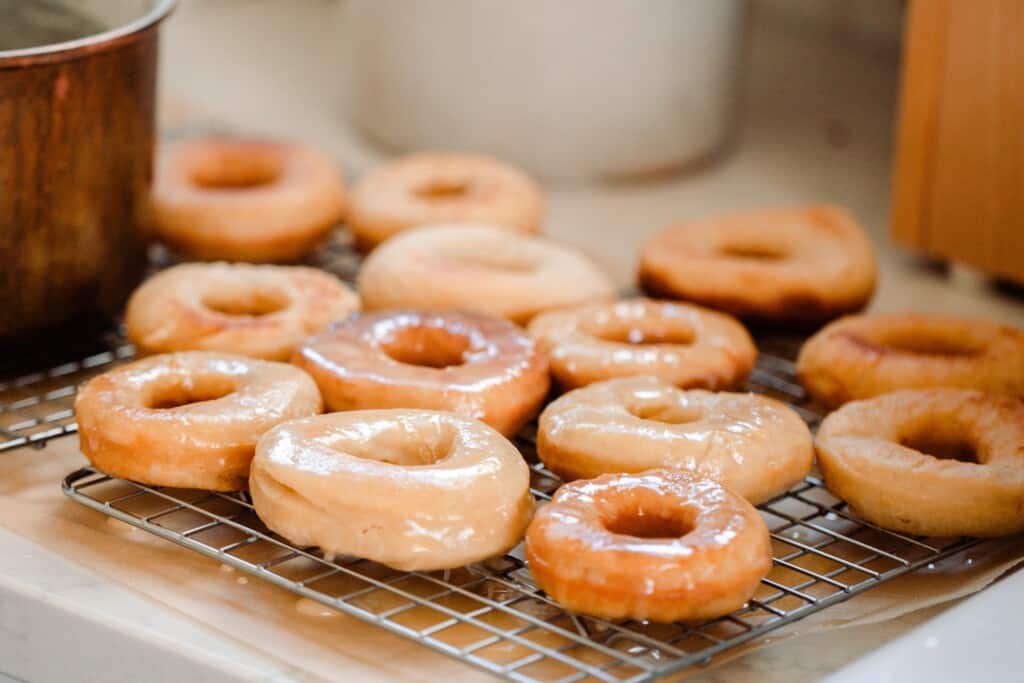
(295, 598, 339, 619)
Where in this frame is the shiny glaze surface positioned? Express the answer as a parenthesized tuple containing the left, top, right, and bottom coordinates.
(74, 351, 322, 491)
(126, 262, 359, 361)
(357, 223, 615, 324)
(293, 309, 549, 436)
(527, 297, 756, 390)
(539, 376, 813, 503)
(152, 138, 348, 262)
(638, 204, 876, 325)
(815, 388, 1024, 537)
(798, 313, 1024, 408)
(525, 469, 771, 622)
(347, 151, 544, 250)
(250, 410, 535, 570)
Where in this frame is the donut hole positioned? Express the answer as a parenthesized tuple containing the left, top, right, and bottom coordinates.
(381, 327, 471, 368)
(873, 331, 984, 358)
(604, 508, 694, 539)
(594, 323, 695, 346)
(899, 432, 979, 464)
(203, 288, 290, 317)
(189, 147, 283, 190)
(146, 376, 237, 410)
(414, 179, 471, 200)
(628, 401, 703, 425)
(347, 422, 457, 467)
(444, 248, 539, 273)
(719, 244, 787, 261)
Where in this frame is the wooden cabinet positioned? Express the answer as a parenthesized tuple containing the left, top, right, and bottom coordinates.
(891, 0, 1024, 284)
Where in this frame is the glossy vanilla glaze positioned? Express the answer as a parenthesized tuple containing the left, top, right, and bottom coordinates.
(797, 313, 1024, 408)
(527, 298, 756, 390)
(525, 469, 771, 622)
(347, 152, 544, 249)
(538, 376, 813, 503)
(126, 263, 359, 361)
(152, 138, 349, 262)
(249, 410, 535, 570)
(293, 310, 549, 436)
(74, 351, 323, 491)
(815, 388, 1024, 537)
(638, 204, 876, 324)
(356, 223, 616, 324)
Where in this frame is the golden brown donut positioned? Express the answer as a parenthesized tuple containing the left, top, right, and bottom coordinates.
(527, 298, 757, 390)
(347, 151, 543, 250)
(815, 389, 1024, 537)
(250, 410, 535, 570)
(125, 263, 359, 361)
(75, 352, 322, 491)
(357, 223, 615, 324)
(293, 310, 549, 436)
(152, 138, 348, 262)
(538, 376, 813, 503)
(525, 469, 772, 622)
(797, 313, 1024, 408)
(638, 204, 876, 326)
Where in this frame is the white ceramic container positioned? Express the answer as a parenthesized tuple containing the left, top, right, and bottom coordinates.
(346, 0, 748, 180)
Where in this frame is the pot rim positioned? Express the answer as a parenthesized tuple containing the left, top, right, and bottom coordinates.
(0, 0, 177, 67)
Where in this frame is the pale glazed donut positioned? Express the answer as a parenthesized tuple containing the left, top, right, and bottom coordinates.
(347, 151, 543, 250)
(75, 352, 322, 491)
(525, 469, 771, 622)
(152, 138, 348, 262)
(797, 313, 1024, 408)
(293, 310, 549, 436)
(125, 263, 359, 361)
(538, 376, 813, 503)
(815, 389, 1024, 537)
(250, 410, 535, 570)
(527, 298, 757, 391)
(357, 223, 615, 324)
(638, 205, 876, 326)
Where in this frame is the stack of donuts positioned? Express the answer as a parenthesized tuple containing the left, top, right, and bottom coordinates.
(74, 136, 1024, 626)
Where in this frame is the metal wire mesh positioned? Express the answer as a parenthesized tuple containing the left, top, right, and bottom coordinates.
(56, 347, 983, 682)
(0, 336, 132, 452)
(2, 229, 984, 681)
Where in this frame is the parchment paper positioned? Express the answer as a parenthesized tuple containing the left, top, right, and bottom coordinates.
(0, 438, 1020, 682)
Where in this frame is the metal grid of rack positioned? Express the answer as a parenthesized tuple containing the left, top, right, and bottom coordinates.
(58, 350, 982, 682)
(2, 230, 984, 681)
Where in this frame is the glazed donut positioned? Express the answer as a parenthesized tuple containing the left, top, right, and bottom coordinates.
(815, 389, 1024, 537)
(357, 223, 615, 324)
(797, 313, 1024, 408)
(347, 151, 543, 250)
(250, 410, 535, 570)
(538, 376, 813, 503)
(75, 352, 322, 491)
(125, 263, 359, 361)
(293, 310, 549, 436)
(525, 469, 771, 622)
(152, 138, 348, 262)
(527, 298, 756, 390)
(638, 204, 876, 326)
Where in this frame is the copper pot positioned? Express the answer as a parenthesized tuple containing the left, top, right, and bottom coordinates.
(0, 0, 176, 342)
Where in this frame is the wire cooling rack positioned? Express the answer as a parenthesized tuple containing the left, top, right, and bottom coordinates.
(59, 357, 982, 682)
(1, 230, 983, 681)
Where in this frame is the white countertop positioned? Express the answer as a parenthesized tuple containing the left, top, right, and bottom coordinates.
(2, 1, 1022, 682)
